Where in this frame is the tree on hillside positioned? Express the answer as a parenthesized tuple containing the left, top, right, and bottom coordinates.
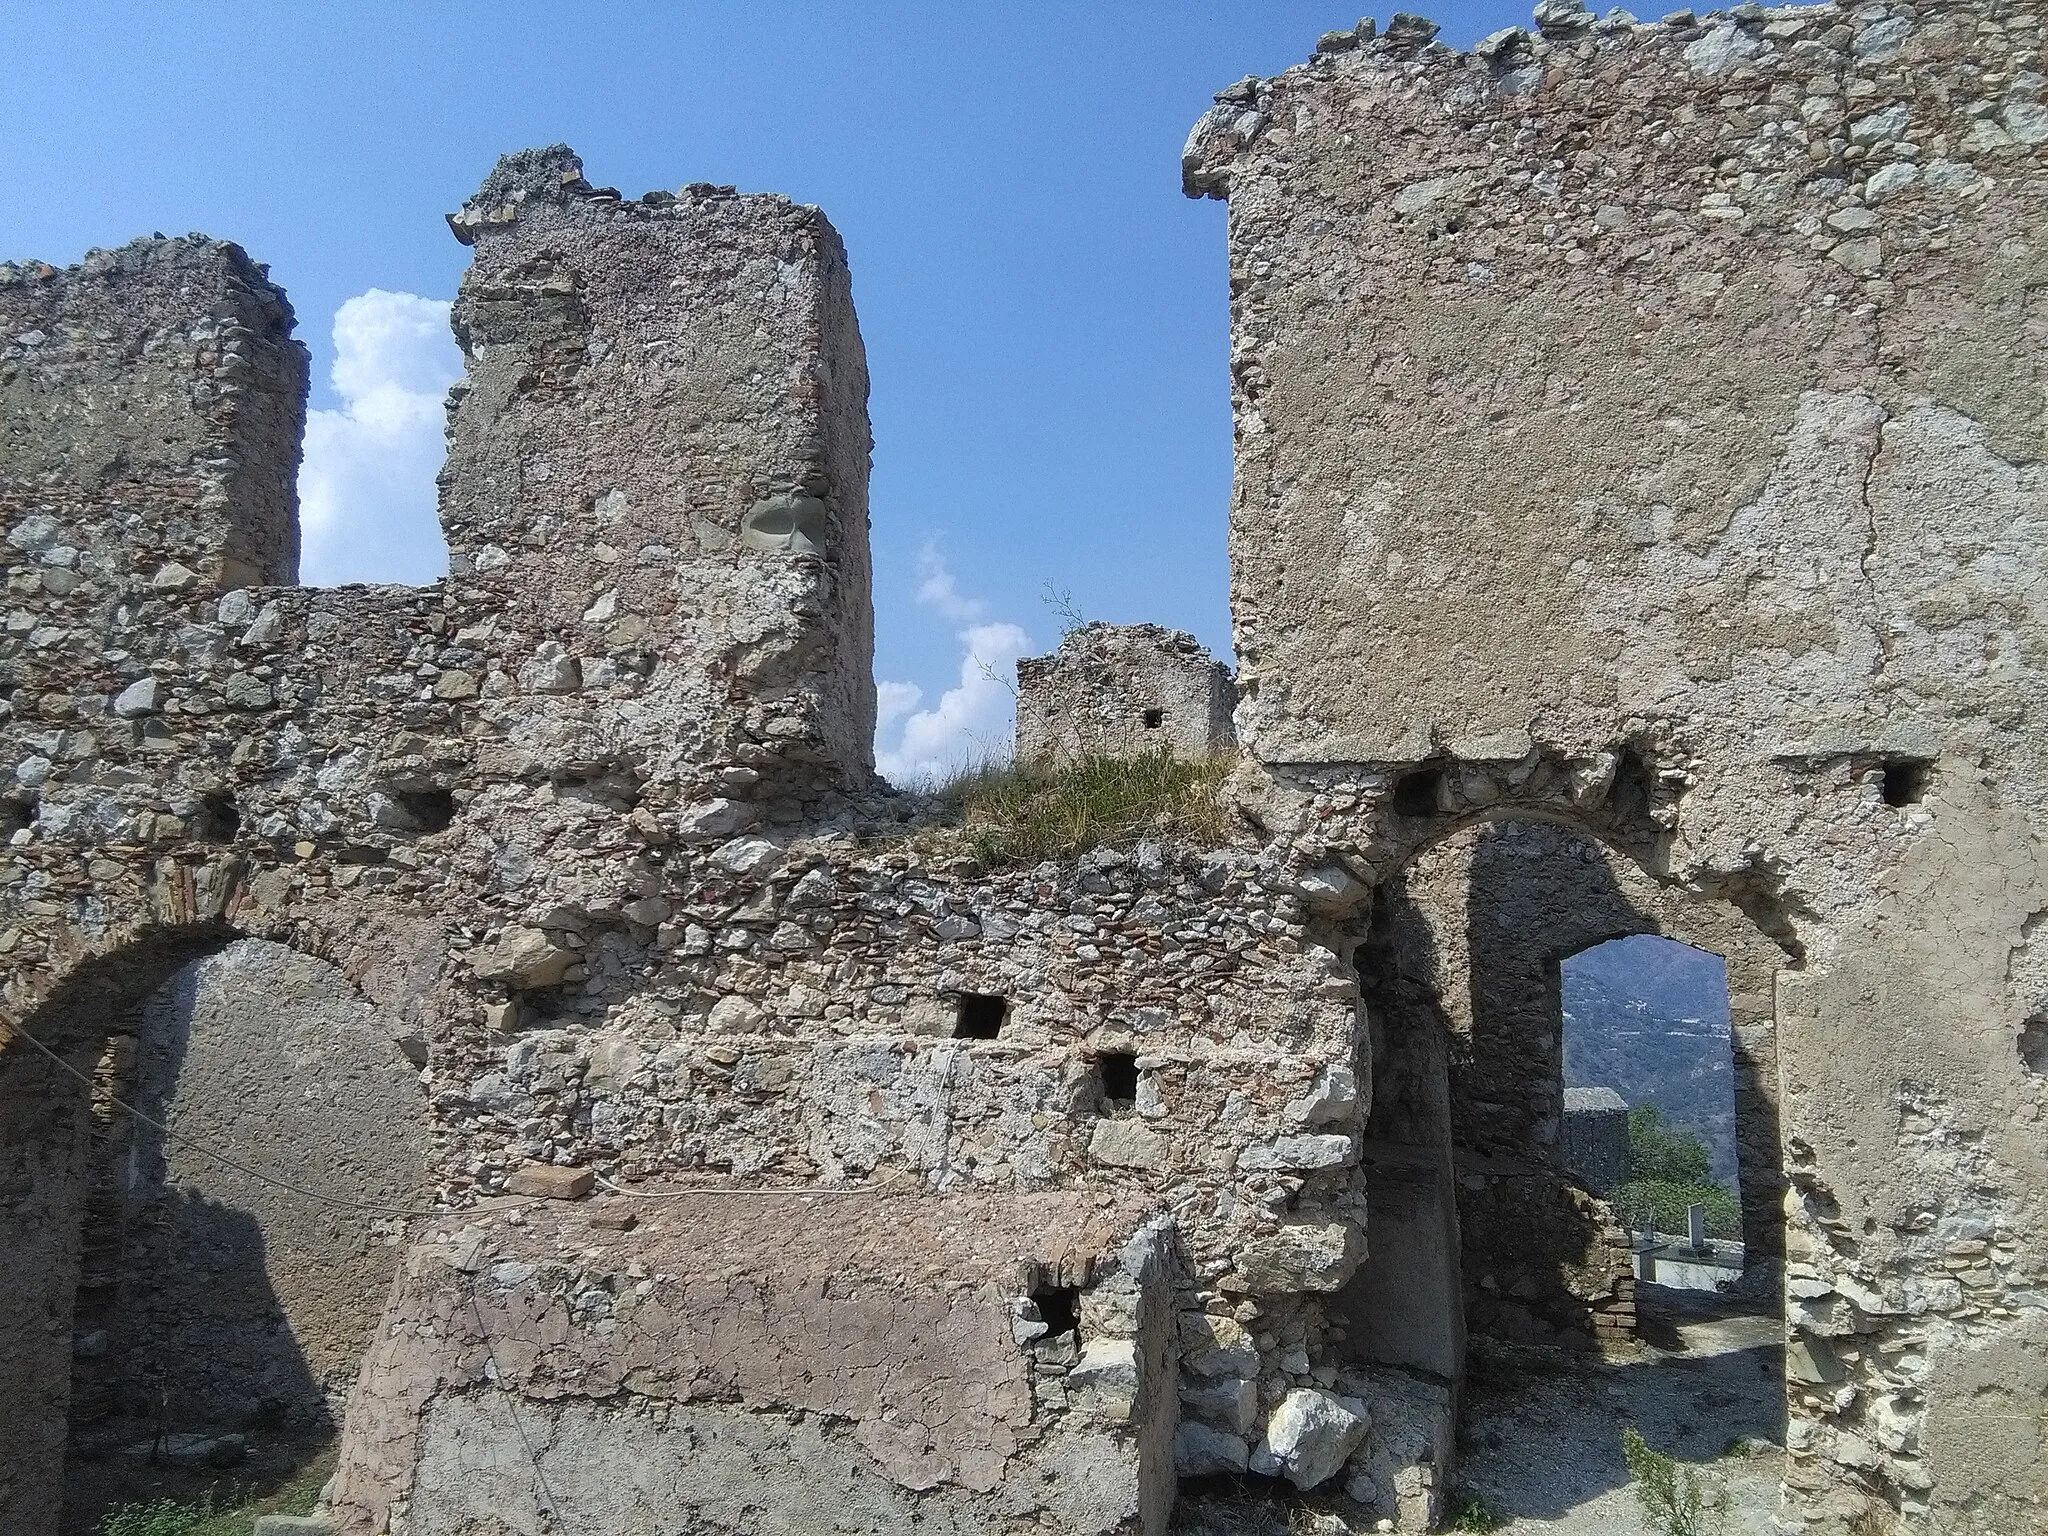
(1628, 1104, 1713, 1186)
(1618, 1105, 1739, 1240)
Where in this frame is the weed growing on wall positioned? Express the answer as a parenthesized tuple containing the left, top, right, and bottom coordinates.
(933, 750, 1235, 866)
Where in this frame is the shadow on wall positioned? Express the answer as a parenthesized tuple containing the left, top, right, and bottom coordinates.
(0, 931, 429, 1536)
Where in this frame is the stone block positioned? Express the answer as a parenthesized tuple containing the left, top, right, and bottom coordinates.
(507, 1164, 594, 1200)
(1226, 1222, 1363, 1294)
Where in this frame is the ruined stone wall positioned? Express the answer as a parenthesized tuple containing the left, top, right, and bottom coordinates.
(0, 149, 1410, 1536)
(1, 238, 306, 593)
(442, 146, 877, 793)
(1016, 623, 1236, 765)
(1560, 1085, 1629, 1197)
(1188, 2, 2048, 1527)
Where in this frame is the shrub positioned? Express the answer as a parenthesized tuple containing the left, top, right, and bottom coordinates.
(1622, 1426, 1718, 1536)
(1627, 1105, 1713, 1187)
(1447, 1491, 1509, 1531)
(933, 750, 1234, 867)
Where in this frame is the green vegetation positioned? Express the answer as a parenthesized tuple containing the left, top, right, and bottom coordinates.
(97, 1458, 329, 1536)
(933, 750, 1234, 867)
(1622, 1426, 1718, 1536)
(1628, 1104, 1713, 1186)
(100, 1496, 224, 1536)
(1614, 1106, 1741, 1240)
(1446, 1491, 1509, 1531)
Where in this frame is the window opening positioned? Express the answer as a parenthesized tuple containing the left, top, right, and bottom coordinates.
(1031, 1283, 1080, 1339)
(953, 993, 1007, 1040)
(1880, 758, 1930, 807)
(1097, 1051, 1139, 1109)
(395, 788, 457, 832)
(1391, 764, 1443, 819)
(1142, 708, 1164, 729)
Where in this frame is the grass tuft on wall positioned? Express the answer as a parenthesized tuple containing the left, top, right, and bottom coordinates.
(932, 751, 1235, 867)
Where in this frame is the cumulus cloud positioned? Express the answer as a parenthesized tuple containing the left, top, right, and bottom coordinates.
(297, 290, 463, 586)
(913, 540, 987, 621)
(876, 621, 1033, 788)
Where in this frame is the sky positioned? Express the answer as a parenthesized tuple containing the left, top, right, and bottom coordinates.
(3, 1, 1535, 785)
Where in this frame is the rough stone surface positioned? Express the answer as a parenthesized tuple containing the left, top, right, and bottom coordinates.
(1016, 623, 1235, 765)
(1256, 1386, 1372, 1490)
(1187, 5, 2048, 1526)
(2, 11, 2041, 1530)
(1561, 1085, 1631, 1197)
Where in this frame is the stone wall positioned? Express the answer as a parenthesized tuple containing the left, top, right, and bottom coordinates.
(442, 146, 877, 793)
(1016, 623, 1236, 765)
(3, 8, 2041, 1528)
(1561, 1085, 1630, 1197)
(1188, 2, 2048, 1527)
(0, 148, 1392, 1535)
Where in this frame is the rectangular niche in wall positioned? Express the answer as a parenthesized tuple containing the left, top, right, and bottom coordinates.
(1097, 1051, 1138, 1110)
(953, 993, 1008, 1039)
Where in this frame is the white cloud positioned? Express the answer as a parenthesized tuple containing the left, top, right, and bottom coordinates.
(297, 289, 463, 586)
(876, 621, 1033, 789)
(913, 541, 987, 621)
(876, 679, 924, 729)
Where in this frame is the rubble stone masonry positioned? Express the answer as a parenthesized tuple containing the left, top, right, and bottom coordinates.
(0, 3, 2041, 1533)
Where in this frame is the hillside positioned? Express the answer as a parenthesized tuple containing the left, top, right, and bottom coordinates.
(1560, 935, 1739, 1188)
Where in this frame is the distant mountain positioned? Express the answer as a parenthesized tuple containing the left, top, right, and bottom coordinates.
(1561, 934, 1739, 1188)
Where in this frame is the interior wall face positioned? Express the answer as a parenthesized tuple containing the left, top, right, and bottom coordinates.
(1356, 819, 1779, 1352)
(115, 939, 428, 1430)
(1194, 4, 2047, 1525)
(0, 937, 425, 1536)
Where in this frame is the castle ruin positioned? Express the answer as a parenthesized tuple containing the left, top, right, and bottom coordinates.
(2, 2, 2044, 1533)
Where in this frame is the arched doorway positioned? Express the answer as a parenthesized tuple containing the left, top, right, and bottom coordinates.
(1339, 817, 1789, 1527)
(0, 931, 431, 1536)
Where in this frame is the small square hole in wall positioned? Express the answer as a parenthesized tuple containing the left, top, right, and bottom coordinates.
(1142, 708, 1164, 730)
(1097, 1051, 1139, 1110)
(1880, 759, 1931, 807)
(1031, 1283, 1080, 1339)
(0, 795, 35, 838)
(1391, 764, 1444, 819)
(396, 788, 458, 832)
(953, 993, 1008, 1040)
(195, 790, 240, 843)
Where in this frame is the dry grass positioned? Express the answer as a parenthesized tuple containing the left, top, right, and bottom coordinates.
(927, 750, 1237, 868)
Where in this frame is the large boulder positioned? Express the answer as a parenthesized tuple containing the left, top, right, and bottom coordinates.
(1255, 1388, 1372, 1489)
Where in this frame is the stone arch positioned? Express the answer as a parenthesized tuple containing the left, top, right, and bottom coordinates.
(1340, 814, 1786, 1376)
(0, 921, 432, 1536)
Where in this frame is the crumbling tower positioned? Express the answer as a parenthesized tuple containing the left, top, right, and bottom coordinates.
(441, 146, 876, 790)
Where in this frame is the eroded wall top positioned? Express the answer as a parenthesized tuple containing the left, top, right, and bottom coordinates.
(1188, 0, 2046, 768)
(0, 237, 307, 591)
(441, 146, 878, 785)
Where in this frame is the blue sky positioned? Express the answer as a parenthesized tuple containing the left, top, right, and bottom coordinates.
(4, 1, 1533, 782)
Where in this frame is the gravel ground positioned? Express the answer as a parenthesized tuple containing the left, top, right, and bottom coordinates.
(1456, 1285, 1785, 1535)
(1175, 1285, 1785, 1536)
